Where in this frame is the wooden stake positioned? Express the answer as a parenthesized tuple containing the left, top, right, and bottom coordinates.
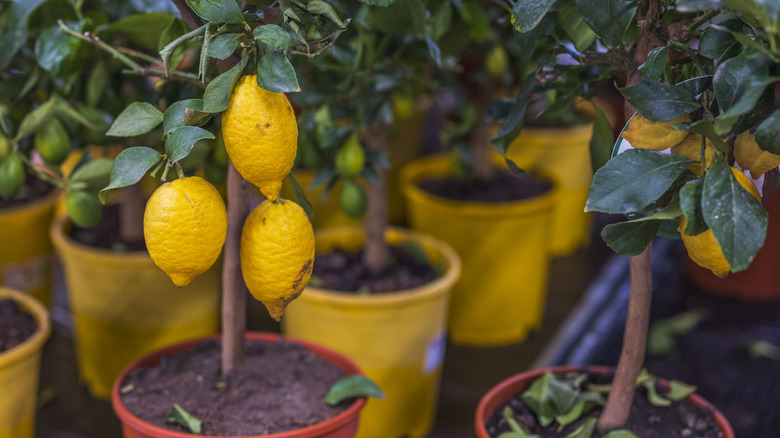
(362, 119, 390, 272)
(119, 183, 144, 243)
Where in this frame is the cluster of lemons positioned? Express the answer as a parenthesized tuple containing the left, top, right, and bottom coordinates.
(144, 75, 315, 320)
(624, 114, 777, 277)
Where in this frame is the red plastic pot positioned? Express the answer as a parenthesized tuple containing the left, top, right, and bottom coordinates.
(474, 366, 735, 438)
(112, 332, 366, 438)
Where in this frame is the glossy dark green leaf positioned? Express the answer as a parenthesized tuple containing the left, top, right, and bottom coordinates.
(207, 33, 242, 60)
(702, 156, 769, 272)
(576, 0, 636, 48)
(491, 79, 534, 155)
(586, 149, 691, 214)
(166, 404, 202, 434)
(202, 55, 247, 113)
(589, 104, 614, 173)
(0, 0, 49, 69)
(358, 0, 396, 6)
(755, 108, 780, 154)
(514, 14, 555, 54)
(106, 102, 164, 137)
(325, 375, 385, 405)
(257, 51, 300, 93)
(165, 126, 215, 163)
(186, 0, 244, 24)
(307, 1, 346, 28)
(710, 24, 777, 61)
(99, 147, 162, 203)
(620, 80, 700, 121)
(512, 0, 555, 33)
(288, 172, 313, 222)
(253, 25, 298, 51)
(109, 12, 175, 51)
(667, 380, 698, 401)
(163, 99, 205, 135)
(35, 23, 82, 75)
(698, 19, 743, 61)
(564, 417, 597, 438)
(557, 3, 597, 52)
(719, 76, 780, 119)
(601, 220, 661, 256)
(638, 46, 670, 80)
(713, 51, 770, 114)
(679, 180, 708, 235)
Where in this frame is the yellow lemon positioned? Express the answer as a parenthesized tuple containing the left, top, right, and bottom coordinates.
(222, 75, 298, 201)
(241, 198, 314, 321)
(733, 131, 780, 179)
(144, 176, 227, 286)
(680, 167, 760, 277)
(622, 114, 690, 151)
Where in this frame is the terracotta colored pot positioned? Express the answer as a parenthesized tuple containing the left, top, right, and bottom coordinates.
(474, 366, 735, 438)
(112, 332, 366, 438)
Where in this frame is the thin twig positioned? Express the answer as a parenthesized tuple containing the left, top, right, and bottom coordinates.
(115, 47, 159, 64)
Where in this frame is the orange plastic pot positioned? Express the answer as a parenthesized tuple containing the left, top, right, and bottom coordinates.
(112, 332, 366, 438)
(474, 366, 735, 438)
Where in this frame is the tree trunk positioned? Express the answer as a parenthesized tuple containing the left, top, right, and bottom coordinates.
(471, 82, 498, 181)
(119, 183, 144, 243)
(362, 119, 390, 272)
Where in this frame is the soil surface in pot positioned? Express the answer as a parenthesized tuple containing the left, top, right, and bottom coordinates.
(311, 245, 437, 293)
(120, 338, 351, 436)
(0, 299, 37, 353)
(417, 169, 551, 203)
(485, 371, 723, 438)
(0, 174, 55, 209)
(69, 203, 145, 251)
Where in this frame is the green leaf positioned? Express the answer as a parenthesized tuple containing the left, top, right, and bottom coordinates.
(109, 12, 175, 51)
(590, 104, 614, 174)
(288, 172, 313, 222)
(185, 0, 245, 24)
(698, 19, 743, 61)
(620, 80, 700, 122)
(257, 51, 300, 93)
(520, 372, 583, 428)
(164, 99, 205, 135)
(426, 36, 442, 67)
(207, 33, 242, 60)
(555, 399, 588, 428)
(713, 52, 771, 115)
(358, 0, 396, 6)
(35, 23, 82, 75)
(702, 156, 769, 272)
(511, 0, 555, 33)
(69, 158, 113, 193)
(586, 149, 692, 214)
(564, 417, 597, 438)
(0, 0, 49, 70)
(53, 95, 95, 130)
(642, 380, 671, 407)
(671, 119, 727, 152)
(253, 25, 298, 51)
(492, 79, 534, 155)
(558, 3, 597, 52)
(166, 126, 215, 163)
(15, 98, 56, 141)
(667, 380, 698, 401)
(86, 61, 109, 108)
(307, 1, 346, 28)
(576, 0, 636, 48)
(647, 309, 709, 356)
(602, 431, 638, 438)
(755, 108, 780, 154)
(638, 46, 670, 80)
(710, 24, 778, 61)
(158, 18, 188, 70)
(324, 375, 385, 405)
(99, 147, 162, 203)
(166, 404, 202, 434)
(501, 405, 539, 438)
(680, 180, 708, 235)
(107, 102, 164, 137)
(600, 220, 661, 256)
(202, 56, 247, 113)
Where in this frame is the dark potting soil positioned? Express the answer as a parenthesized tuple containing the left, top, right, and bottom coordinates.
(0, 299, 37, 353)
(0, 174, 55, 209)
(417, 169, 551, 203)
(311, 245, 438, 293)
(120, 338, 351, 436)
(485, 371, 723, 438)
(645, 282, 780, 438)
(69, 203, 146, 251)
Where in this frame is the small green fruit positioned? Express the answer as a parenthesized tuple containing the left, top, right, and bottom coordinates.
(392, 94, 416, 120)
(0, 136, 9, 160)
(485, 45, 509, 79)
(335, 135, 365, 178)
(0, 154, 25, 200)
(34, 118, 70, 164)
(340, 178, 367, 219)
(66, 191, 102, 228)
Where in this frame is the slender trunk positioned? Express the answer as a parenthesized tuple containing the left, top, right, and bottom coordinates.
(119, 183, 144, 242)
(598, 0, 664, 432)
(362, 119, 390, 272)
(471, 82, 498, 181)
(172, 0, 248, 375)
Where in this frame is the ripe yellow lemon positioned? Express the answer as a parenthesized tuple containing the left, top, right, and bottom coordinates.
(241, 198, 314, 321)
(622, 114, 690, 151)
(680, 167, 760, 277)
(144, 176, 227, 286)
(733, 131, 780, 179)
(222, 75, 298, 201)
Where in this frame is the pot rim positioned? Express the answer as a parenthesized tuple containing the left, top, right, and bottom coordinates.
(301, 225, 461, 307)
(111, 331, 366, 438)
(474, 365, 735, 438)
(0, 187, 60, 218)
(0, 287, 51, 369)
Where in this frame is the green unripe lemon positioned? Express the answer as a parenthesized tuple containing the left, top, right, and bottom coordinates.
(0, 136, 9, 160)
(392, 94, 416, 120)
(335, 135, 365, 178)
(0, 154, 25, 200)
(66, 191, 102, 228)
(486, 45, 509, 79)
(34, 118, 70, 164)
(340, 178, 367, 219)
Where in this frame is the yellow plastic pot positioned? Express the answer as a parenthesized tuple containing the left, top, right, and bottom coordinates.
(0, 189, 60, 307)
(0, 287, 51, 438)
(50, 215, 221, 399)
(281, 169, 363, 230)
(282, 226, 460, 438)
(400, 155, 559, 346)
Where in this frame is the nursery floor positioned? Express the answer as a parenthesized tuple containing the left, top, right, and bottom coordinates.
(34, 216, 617, 438)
